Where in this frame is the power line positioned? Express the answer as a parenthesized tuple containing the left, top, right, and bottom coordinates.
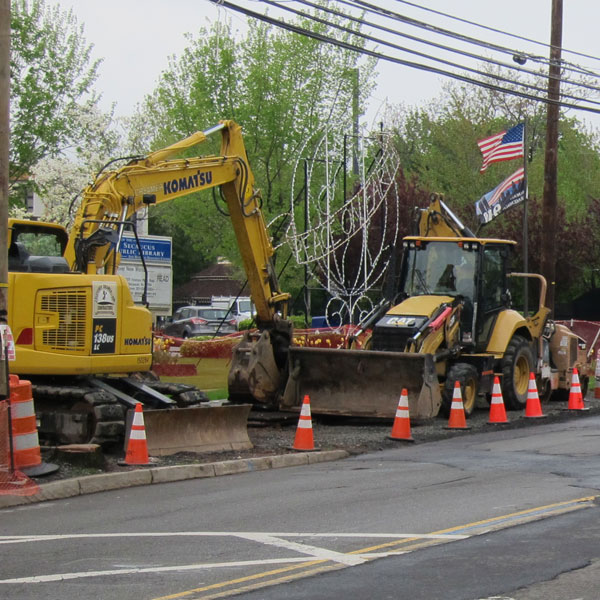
(212, 0, 600, 115)
(341, 0, 600, 80)
(394, 0, 600, 70)
(287, 0, 600, 103)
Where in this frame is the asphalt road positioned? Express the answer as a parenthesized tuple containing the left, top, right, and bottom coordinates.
(2, 415, 600, 600)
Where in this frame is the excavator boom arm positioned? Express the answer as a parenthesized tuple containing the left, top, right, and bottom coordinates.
(64, 121, 289, 324)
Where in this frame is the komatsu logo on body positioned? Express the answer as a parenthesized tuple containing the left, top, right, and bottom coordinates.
(163, 171, 212, 195)
(124, 337, 152, 347)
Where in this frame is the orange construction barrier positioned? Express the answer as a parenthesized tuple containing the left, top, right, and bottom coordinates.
(525, 373, 546, 418)
(567, 368, 589, 411)
(9, 374, 57, 476)
(445, 381, 470, 430)
(388, 388, 414, 442)
(488, 376, 509, 424)
(292, 395, 316, 451)
(9, 375, 40, 470)
(121, 403, 150, 465)
(0, 400, 40, 497)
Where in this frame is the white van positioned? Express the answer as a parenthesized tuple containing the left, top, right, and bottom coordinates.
(211, 296, 254, 327)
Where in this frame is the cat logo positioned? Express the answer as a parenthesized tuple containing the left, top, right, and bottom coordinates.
(388, 316, 416, 327)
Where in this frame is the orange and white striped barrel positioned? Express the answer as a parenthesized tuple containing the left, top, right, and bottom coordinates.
(9, 374, 42, 469)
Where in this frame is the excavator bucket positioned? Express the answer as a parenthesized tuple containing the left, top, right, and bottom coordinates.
(228, 328, 288, 409)
(281, 347, 442, 420)
(137, 404, 253, 456)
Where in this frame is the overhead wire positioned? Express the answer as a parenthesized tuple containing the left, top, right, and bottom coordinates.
(342, 0, 600, 80)
(212, 0, 600, 115)
(393, 0, 600, 73)
(283, 0, 600, 106)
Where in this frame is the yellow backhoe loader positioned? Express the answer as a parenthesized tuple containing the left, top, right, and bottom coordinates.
(281, 195, 590, 419)
(8, 120, 291, 453)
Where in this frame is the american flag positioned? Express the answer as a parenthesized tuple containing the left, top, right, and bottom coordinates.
(478, 123, 524, 173)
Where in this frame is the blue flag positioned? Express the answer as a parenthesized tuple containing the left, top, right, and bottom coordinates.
(475, 168, 526, 224)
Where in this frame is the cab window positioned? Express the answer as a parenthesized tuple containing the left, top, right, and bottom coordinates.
(481, 246, 506, 313)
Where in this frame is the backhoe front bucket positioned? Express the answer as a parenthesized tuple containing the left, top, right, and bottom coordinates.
(137, 404, 253, 456)
(281, 347, 442, 419)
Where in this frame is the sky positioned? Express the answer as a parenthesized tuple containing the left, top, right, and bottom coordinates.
(53, 0, 600, 130)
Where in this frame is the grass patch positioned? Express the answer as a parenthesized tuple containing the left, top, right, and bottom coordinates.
(205, 388, 229, 401)
(157, 357, 230, 390)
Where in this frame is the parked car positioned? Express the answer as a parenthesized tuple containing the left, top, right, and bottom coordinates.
(163, 306, 237, 339)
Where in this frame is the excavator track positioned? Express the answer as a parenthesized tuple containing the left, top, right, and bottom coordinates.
(32, 384, 125, 448)
(140, 380, 209, 407)
(31, 379, 211, 449)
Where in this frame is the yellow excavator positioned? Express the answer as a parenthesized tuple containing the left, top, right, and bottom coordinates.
(8, 120, 291, 453)
(281, 195, 590, 419)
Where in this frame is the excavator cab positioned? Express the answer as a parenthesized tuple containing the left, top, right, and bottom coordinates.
(8, 220, 70, 274)
(475, 242, 513, 350)
(397, 239, 479, 344)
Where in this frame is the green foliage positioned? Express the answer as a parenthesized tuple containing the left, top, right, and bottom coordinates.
(289, 314, 309, 329)
(237, 318, 254, 331)
(131, 5, 376, 291)
(237, 314, 307, 331)
(386, 77, 600, 305)
(10, 0, 101, 203)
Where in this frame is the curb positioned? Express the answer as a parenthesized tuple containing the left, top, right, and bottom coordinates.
(0, 450, 350, 509)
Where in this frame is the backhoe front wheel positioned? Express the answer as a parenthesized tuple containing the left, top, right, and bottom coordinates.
(502, 335, 534, 410)
(442, 363, 479, 417)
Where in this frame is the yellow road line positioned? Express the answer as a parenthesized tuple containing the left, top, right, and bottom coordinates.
(154, 495, 597, 600)
(348, 495, 597, 556)
(153, 560, 330, 600)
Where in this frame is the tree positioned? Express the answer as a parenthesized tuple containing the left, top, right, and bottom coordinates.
(10, 0, 101, 205)
(129, 6, 377, 295)
(386, 76, 600, 306)
(12, 106, 125, 226)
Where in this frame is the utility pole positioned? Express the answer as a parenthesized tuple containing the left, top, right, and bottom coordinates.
(540, 0, 563, 315)
(0, 0, 10, 399)
(352, 67, 359, 176)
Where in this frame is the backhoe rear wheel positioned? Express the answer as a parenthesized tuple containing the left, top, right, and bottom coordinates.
(442, 363, 479, 417)
(502, 335, 534, 410)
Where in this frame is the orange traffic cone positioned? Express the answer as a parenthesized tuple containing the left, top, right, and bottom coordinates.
(445, 381, 470, 430)
(121, 403, 150, 465)
(389, 389, 414, 442)
(488, 376, 509, 424)
(567, 368, 589, 411)
(525, 373, 546, 418)
(292, 395, 317, 451)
